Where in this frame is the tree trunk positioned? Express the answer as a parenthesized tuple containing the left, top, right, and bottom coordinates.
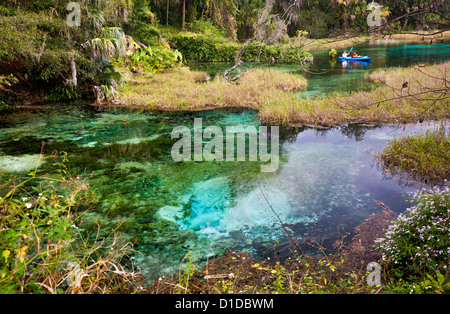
(166, 0, 169, 25)
(181, 0, 186, 31)
(343, 11, 348, 34)
(401, 7, 410, 30)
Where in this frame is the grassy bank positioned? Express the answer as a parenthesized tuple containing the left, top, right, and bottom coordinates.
(116, 61, 449, 127)
(261, 60, 450, 126)
(376, 129, 450, 184)
(117, 67, 307, 111)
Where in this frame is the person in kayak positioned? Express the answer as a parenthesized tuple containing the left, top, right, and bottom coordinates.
(342, 50, 348, 58)
(352, 52, 361, 58)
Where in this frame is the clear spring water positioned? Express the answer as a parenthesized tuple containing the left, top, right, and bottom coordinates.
(189, 39, 450, 98)
(1, 41, 449, 280)
(0, 104, 442, 280)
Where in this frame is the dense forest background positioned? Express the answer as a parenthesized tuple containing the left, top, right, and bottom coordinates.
(0, 0, 448, 109)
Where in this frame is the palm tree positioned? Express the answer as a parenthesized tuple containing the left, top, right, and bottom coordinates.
(86, 27, 126, 102)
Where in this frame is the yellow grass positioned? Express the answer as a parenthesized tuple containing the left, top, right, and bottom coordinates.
(115, 61, 449, 127)
(117, 67, 307, 111)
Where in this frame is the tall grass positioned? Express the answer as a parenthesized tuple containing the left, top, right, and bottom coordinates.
(118, 67, 307, 111)
(377, 129, 450, 183)
(116, 61, 449, 127)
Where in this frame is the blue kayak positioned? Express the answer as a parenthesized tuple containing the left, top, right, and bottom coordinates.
(338, 56, 371, 62)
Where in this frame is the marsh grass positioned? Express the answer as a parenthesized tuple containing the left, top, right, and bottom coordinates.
(116, 61, 449, 127)
(117, 67, 307, 111)
(376, 129, 450, 184)
(271, 61, 450, 126)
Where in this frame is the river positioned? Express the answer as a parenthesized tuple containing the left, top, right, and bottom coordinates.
(0, 40, 449, 281)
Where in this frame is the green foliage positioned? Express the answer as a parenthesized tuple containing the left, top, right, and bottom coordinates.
(132, 24, 162, 46)
(188, 18, 227, 38)
(204, 0, 239, 40)
(376, 186, 450, 279)
(0, 155, 140, 294)
(126, 38, 182, 72)
(412, 272, 450, 294)
(237, 0, 264, 40)
(297, 7, 339, 39)
(0, 157, 88, 293)
(46, 86, 80, 102)
(0, 74, 18, 90)
(169, 33, 235, 62)
(379, 130, 450, 183)
(168, 33, 312, 63)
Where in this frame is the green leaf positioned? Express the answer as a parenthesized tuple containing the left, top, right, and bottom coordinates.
(437, 273, 445, 286)
(2, 250, 10, 263)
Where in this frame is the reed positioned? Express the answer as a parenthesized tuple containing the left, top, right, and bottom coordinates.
(376, 129, 450, 183)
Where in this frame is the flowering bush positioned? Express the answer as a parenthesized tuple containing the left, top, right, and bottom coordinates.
(376, 185, 449, 278)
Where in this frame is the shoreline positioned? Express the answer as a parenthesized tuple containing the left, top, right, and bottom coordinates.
(4, 32, 449, 128)
(112, 61, 450, 128)
(302, 30, 450, 51)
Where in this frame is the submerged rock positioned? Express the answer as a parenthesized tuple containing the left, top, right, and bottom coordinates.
(160, 177, 234, 231)
(0, 154, 45, 173)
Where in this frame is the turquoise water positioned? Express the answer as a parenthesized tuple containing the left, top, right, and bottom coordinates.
(1, 41, 449, 281)
(189, 39, 450, 98)
(0, 104, 443, 280)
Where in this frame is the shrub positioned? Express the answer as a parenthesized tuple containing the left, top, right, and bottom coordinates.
(168, 33, 313, 64)
(168, 33, 234, 63)
(125, 37, 182, 73)
(376, 186, 450, 279)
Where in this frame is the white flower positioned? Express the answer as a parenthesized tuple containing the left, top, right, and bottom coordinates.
(22, 197, 27, 202)
(25, 203, 32, 209)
